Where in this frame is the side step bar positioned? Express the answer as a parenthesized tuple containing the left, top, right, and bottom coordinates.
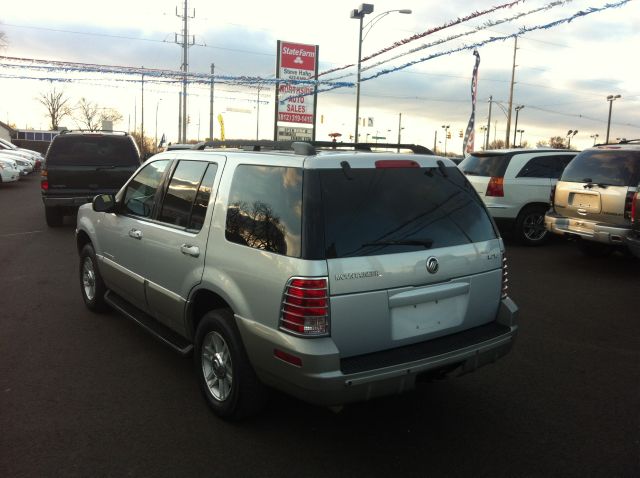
(104, 290, 193, 356)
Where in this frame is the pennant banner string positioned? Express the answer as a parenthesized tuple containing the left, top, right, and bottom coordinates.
(317, 0, 525, 78)
(325, 0, 573, 83)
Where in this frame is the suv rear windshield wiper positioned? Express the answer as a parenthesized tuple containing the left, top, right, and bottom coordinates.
(361, 239, 434, 249)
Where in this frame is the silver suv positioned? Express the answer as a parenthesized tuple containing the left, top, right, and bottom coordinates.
(545, 141, 640, 255)
(76, 142, 518, 419)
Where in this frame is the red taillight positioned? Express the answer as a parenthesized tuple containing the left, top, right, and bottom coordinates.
(375, 160, 420, 168)
(628, 191, 637, 222)
(41, 179, 49, 191)
(280, 277, 329, 337)
(502, 256, 509, 299)
(486, 177, 504, 197)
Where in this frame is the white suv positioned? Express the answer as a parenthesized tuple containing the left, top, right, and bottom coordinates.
(458, 149, 577, 245)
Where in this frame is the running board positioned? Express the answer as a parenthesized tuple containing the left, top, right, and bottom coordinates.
(104, 290, 193, 356)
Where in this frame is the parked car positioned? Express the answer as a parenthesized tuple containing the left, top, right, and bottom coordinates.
(458, 149, 577, 245)
(0, 157, 20, 183)
(627, 181, 640, 258)
(41, 130, 141, 226)
(76, 141, 518, 420)
(0, 137, 44, 161)
(0, 153, 33, 175)
(545, 140, 640, 256)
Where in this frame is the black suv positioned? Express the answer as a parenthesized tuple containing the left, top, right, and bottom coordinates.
(41, 131, 141, 226)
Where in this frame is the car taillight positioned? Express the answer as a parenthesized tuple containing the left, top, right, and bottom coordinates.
(628, 191, 637, 222)
(280, 277, 330, 337)
(486, 177, 504, 197)
(502, 256, 509, 299)
(624, 191, 635, 221)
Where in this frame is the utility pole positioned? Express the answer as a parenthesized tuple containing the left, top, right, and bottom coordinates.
(505, 36, 518, 148)
(209, 63, 215, 141)
(397, 112, 402, 152)
(486, 95, 492, 149)
(141, 70, 145, 158)
(256, 87, 261, 140)
(175, 0, 195, 142)
(433, 129, 438, 154)
(178, 92, 182, 143)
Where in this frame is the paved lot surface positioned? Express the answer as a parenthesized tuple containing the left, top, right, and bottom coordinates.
(1, 175, 639, 478)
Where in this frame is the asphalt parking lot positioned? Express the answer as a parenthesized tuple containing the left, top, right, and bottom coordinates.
(1, 174, 639, 478)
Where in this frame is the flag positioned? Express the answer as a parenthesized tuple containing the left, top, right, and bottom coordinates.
(158, 133, 166, 147)
(463, 50, 480, 155)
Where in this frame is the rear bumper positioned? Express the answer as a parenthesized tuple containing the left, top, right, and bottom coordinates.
(238, 297, 518, 407)
(545, 211, 631, 245)
(626, 232, 640, 259)
(42, 195, 96, 208)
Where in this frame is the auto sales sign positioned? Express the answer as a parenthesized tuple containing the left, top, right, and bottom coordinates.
(275, 41, 318, 130)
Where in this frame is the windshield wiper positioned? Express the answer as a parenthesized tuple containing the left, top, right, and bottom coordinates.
(361, 239, 433, 249)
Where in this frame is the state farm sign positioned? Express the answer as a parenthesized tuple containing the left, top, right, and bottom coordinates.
(275, 41, 318, 127)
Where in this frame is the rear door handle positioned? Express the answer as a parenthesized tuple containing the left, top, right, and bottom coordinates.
(180, 244, 200, 257)
(128, 229, 143, 240)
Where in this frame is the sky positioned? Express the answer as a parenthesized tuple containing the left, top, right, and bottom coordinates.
(0, 0, 638, 153)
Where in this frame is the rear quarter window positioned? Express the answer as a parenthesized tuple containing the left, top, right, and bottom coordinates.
(561, 150, 640, 186)
(46, 135, 140, 166)
(458, 154, 511, 177)
(225, 165, 303, 257)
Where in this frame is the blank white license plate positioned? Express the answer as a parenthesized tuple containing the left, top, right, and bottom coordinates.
(390, 297, 466, 340)
(572, 193, 599, 209)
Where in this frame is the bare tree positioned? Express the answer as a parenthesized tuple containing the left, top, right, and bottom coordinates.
(0, 31, 7, 49)
(548, 136, 567, 149)
(38, 88, 73, 130)
(75, 97, 123, 131)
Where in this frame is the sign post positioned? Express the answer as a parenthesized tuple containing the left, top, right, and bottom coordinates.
(274, 41, 319, 141)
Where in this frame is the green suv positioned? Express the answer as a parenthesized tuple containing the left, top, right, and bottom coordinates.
(41, 131, 140, 226)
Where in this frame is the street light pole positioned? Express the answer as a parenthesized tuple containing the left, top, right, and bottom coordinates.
(351, 4, 411, 144)
(566, 129, 578, 149)
(605, 94, 621, 143)
(590, 133, 599, 146)
(513, 105, 524, 147)
(441, 124, 450, 156)
(517, 129, 524, 147)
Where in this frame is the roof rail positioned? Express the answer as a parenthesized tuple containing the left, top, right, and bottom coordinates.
(59, 129, 128, 135)
(196, 140, 433, 155)
(618, 138, 640, 144)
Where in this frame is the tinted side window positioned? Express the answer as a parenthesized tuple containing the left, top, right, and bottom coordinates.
(517, 155, 576, 179)
(225, 165, 302, 257)
(459, 154, 511, 177)
(561, 150, 640, 186)
(122, 160, 170, 217)
(158, 161, 208, 228)
(188, 164, 218, 231)
(319, 166, 497, 258)
(46, 135, 140, 166)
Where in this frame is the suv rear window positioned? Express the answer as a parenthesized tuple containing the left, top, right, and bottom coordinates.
(459, 153, 511, 177)
(560, 150, 640, 186)
(46, 135, 140, 166)
(317, 166, 497, 258)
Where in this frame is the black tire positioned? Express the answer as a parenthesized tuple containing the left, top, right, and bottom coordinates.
(515, 205, 549, 246)
(45, 207, 64, 227)
(577, 241, 613, 257)
(79, 244, 108, 312)
(194, 309, 268, 420)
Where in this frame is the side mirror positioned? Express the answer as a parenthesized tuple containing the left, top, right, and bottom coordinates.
(92, 194, 117, 213)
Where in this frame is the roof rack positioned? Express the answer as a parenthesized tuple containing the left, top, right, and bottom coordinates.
(59, 129, 129, 135)
(195, 140, 434, 156)
(618, 139, 640, 144)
